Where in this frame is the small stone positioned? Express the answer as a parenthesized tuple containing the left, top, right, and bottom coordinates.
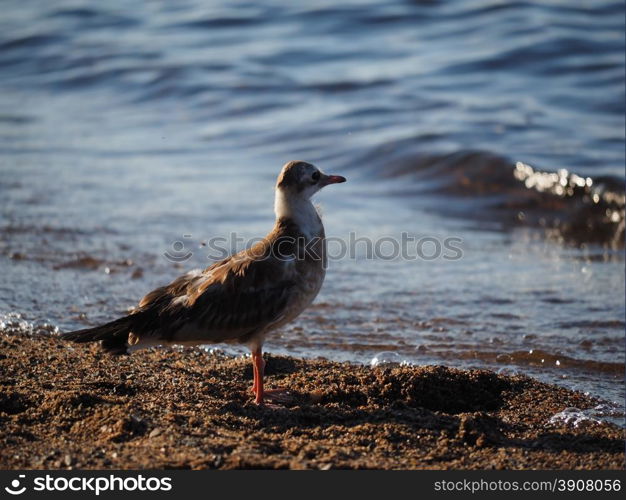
(309, 390, 323, 404)
(149, 428, 162, 438)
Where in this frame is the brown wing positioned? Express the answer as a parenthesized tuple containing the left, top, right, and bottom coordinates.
(131, 238, 297, 345)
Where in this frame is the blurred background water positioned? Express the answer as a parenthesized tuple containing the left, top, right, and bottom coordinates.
(0, 0, 624, 419)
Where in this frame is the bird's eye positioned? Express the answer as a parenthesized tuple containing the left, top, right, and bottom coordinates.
(311, 171, 320, 182)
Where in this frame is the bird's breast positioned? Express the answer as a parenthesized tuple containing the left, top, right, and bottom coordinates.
(280, 234, 327, 321)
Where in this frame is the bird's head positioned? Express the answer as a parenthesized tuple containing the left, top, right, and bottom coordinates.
(276, 160, 346, 200)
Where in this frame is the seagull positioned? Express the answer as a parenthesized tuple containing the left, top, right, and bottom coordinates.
(61, 161, 346, 405)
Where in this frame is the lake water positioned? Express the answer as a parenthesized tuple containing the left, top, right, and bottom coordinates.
(1, 0, 624, 421)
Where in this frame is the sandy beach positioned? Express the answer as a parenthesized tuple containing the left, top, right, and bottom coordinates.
(1, 332, 622, 470)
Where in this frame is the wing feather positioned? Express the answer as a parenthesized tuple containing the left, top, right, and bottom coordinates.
(132, 236, 298, 344)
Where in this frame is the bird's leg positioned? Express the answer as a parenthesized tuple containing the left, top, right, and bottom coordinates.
(250, 348, 292, 405)
(251, 354, 259, 395)
(251, 348, 266, 404)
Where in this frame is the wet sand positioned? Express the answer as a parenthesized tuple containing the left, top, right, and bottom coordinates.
(0, 333, 623, 470)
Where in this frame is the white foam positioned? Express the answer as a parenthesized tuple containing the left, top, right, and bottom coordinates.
(0, 312, 59, 336)
(370, 351, 405, 368)
(549, 403, 625, 428)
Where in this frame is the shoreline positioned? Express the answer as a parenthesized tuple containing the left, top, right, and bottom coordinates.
(0, 333, 623, 470)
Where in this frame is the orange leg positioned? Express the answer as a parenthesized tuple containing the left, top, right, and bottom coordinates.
(251, 348, 266, 405)
(252, 355, 259, 395)
(250, 348, 292, 406)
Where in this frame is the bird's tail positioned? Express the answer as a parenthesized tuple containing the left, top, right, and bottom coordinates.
(60, 315, 136, 355)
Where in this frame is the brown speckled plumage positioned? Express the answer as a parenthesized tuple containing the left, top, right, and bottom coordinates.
(61, 161, 346, 404)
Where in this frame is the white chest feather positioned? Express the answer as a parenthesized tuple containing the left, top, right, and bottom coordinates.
(274, 190, 324, 239)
